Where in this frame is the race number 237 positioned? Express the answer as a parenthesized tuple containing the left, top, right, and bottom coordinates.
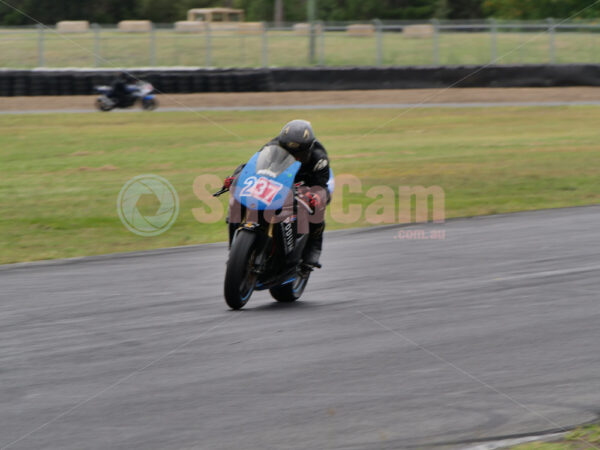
(240, 176, 283, 205)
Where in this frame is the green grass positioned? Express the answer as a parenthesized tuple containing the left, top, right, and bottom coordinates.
(512, 423, 600, 449)
(1, 106, 600, 264)
(2, 29, 600, 68)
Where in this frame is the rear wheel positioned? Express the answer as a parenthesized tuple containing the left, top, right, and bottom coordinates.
(95, 97, 113, 112)
(224, 230, 257, 310)
(269, 270, 310, 303)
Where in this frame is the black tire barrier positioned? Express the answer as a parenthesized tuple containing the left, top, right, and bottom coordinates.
(1, 65, 600, 96)
(269, 65, 600, 90)
(12, 71, 30, 96)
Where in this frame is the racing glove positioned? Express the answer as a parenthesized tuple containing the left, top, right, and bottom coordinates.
(304, 192, 321, 210)
(223, 176, 235, 189)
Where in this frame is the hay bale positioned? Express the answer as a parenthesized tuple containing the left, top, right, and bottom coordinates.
(207, 22, 239, 32)
(346, 24, 375, 37)
(293, 23, 323, 35)
(175, 21, 204, 33)
(237, 22, 264, 35)
(202, 22, 263, 34)
(403, 24, 434, 38)
(118, 20, 152, 33)
(56, 21, 90, 33)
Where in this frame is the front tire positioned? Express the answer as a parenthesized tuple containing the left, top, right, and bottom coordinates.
(269, 270, 310, 303)
(224, 230, 257, 310)
(142, 98, 157, 111)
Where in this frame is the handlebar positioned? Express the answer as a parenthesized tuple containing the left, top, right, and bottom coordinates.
(294, 182, 315, 214)
(212, 187, 228, 197)
(295, 195, 314, 215)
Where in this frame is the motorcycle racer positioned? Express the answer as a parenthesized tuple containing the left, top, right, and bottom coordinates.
(223, 120, 331, 269)
(109, 72, 135, 106)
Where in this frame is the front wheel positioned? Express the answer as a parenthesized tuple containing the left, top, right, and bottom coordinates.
(269, 270, 310, 303)
(142, 97, 157, 111)
(224, 230, 257, 310)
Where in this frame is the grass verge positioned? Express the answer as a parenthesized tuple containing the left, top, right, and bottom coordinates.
(1, 106, 599, 264)
(2, 30, 600, 68)
(512, 423, 600, 449)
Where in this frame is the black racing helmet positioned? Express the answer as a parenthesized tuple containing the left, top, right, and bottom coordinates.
(278, 120, 315, 163)
(119, 71, 135, 83)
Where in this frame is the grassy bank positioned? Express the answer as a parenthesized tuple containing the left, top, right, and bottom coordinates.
(1, 106, 599, 264)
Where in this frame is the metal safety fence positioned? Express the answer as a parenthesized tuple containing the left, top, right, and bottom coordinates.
(1, 20, 600, 69)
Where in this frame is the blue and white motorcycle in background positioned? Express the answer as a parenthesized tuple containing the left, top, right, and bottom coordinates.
(213, 144, 333, 310)
(94, 81, 158, 112)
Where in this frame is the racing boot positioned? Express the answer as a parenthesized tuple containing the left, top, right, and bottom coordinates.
(301, 222, 324, 269)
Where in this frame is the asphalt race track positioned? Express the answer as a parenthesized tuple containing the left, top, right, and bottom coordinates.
(4, 87, 600, 114)
(3, 101, 600, 115)
(1, 206, 599, 449)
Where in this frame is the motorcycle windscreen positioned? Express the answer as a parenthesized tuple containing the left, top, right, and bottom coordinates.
(233, 145, 300, 211)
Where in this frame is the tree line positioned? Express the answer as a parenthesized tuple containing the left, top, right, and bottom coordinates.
(1, 0, 600, 25)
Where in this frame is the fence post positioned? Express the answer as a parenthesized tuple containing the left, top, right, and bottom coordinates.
(205, 22, 212, 67)
(37, 24, 45, 67)
(318, 20, 325, 65)
(240, 27, 246, 66)
(432, 19, 440, 65)
(174, 29, 180, 66)
(548, 18, 556, 63)
(92, 23, 101, 67)
(149, 23, 157, 66)
(261, 22, 268, 68)
(308, 0, 316, 64)
(490, 18, 497, 63)
(373, 18, 383, 66)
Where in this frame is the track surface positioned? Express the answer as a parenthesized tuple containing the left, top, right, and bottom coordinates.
(2, 87, 600, 113)
(1, 207, 600, 449)
(4, 101, 600, 115)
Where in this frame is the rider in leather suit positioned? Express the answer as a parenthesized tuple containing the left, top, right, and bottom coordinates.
(110, 72, 135, 106)
(224, 120, 330, 268)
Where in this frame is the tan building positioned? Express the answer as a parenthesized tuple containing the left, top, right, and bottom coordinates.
(187, 8, 245, 23)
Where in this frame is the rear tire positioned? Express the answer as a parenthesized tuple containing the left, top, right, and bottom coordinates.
(224, 230, 257, 310)
(95, 98, 113, 112)
(269, 270, 309, 303)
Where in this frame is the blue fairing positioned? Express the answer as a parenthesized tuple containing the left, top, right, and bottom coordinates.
(233, 152, 301, 211)
(327, 168, 335, 195)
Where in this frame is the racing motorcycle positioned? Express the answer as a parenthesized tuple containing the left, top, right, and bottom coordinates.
(94, 81, 158, 112)
(213, 144, 333, 310)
